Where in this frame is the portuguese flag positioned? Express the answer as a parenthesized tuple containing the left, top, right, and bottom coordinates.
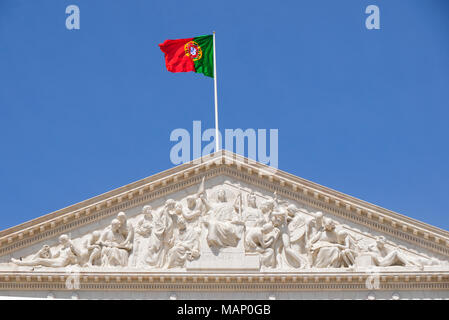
(159, 34, 214, 78)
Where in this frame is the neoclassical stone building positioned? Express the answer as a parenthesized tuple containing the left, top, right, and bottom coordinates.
(0, 151, 448, 299)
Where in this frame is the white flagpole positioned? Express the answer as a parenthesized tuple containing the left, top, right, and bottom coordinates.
(213, 31, 220, 152)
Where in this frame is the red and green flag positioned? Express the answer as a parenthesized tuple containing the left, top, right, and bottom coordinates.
(159, 34, 214, 78)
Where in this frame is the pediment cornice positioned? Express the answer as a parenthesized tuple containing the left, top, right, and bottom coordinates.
(1, 150, 448, 258)
(0, 270, 448, 292)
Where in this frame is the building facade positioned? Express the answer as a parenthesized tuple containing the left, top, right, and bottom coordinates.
(0, 151, 448, 299)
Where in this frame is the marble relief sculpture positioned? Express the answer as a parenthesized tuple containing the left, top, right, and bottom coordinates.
(99, 218, 131, 267)
(202, 188, 245, 249)
(367, 236, 419, 267)
(166, 217, 201, 268)
(131, 205, 153, 267)
(81, 230, 102, 267)
(307, 218, 345, 268)
(12, 234, 81, 268)
(10, 179, 447, 271)
(145, 199, 176, 268)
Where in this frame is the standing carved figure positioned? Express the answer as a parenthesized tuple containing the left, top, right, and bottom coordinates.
(270, 202, 306, 269)
(286, 205, 308, 257)
(244, 192, 268, 252)
(304, 211, 324, 265)
(145, 199, 177, 268)
(132, 205, 153, 267)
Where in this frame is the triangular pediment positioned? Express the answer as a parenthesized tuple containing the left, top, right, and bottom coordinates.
(0, 151, 448, 295)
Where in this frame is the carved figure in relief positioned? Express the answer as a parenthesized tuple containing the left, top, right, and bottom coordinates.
(287, 205, 308, 256)
(243, 192, 264, 226)
(181, 178, 211, 226)
(132, 205, 153, 266)
(166, 217, 201, 268)
(135, 205, 153, 237)
(10, 182, 449, 272)
(245, 220, 276, 253)
(270, 202, 307, 268)
(241, 192, 269, 253)
(117, 212, 134, 250)
(245, 225, 265, 252)
(307, 218, 346, 268)
(99, 219, 131, 267)
(336, 230, 359, 267)
(145, 199, 177, 267)
(184, 195, 203, 224)
(203, 189, 245, 249)
(306, 211, 324, 241)
(81, 230, 102, 267)
(247, 192, 267, 219)
(260, 221, 281, 268)
(260, 199, 276, 222)
(242, 194, 284, 269)
(304, 211, 325, 265)
(367, 236, 419, 267)
(11, 235, 81, 268)
(209, 189, 240, 221)
(203, 218, 245, 248)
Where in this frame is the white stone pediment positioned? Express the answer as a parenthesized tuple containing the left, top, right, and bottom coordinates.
(0, 151, 448, 297)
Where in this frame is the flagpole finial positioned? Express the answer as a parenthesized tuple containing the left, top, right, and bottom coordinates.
(213, 31, 216, 34)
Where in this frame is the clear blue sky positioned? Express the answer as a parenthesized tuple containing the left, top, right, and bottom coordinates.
(0, 0, 448, 231)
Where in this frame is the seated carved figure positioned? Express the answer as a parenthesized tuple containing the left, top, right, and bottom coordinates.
(336, 230, 359, 267)
(307, 218, 347, 268)
(81, 230, 102, 267)
(166, 217, 201, 268)
(211, 189, 240, 221)
(202, 189, 245, 249)
(99, 219, 132, 267)
(11, 235, 81, 268)
(367, 236, 418, 267)
(245, 218, 273, 252)
(203, 217, 245, 248)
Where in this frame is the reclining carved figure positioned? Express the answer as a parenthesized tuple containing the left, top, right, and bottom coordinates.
(11, 234, 81, 268)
